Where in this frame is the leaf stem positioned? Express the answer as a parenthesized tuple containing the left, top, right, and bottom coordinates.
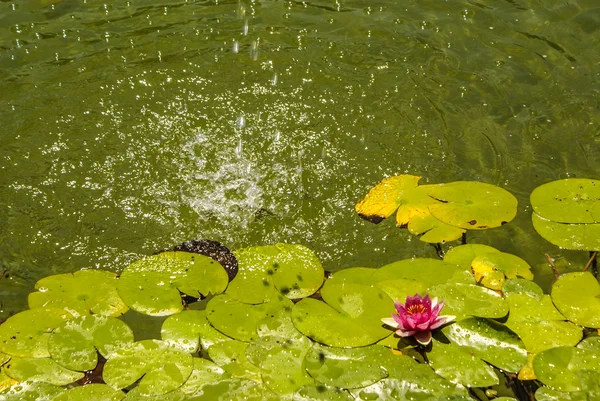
(544, 254, 559, 282)
(583, 251, 597, 274)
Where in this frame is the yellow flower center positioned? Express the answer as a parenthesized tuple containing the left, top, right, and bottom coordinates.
(406, 304, 427, 315)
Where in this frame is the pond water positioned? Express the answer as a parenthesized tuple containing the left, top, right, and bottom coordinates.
(0, 0, 599, 318)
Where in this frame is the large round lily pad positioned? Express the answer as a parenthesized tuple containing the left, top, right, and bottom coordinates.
(304, 344, 389, 389)
(48, 315, 134, 371)
(117, 251, 229, 316)
(245, 335, 314, 395)
(206, 340, 261, 381)
(179, 358, 228, 395)
(551, 272, 600, 328)
(0, 308, 72, 358)
(226, 244, 324, 304)
(295, 384, 355, 401)
(291, 283, 393, 347)
(442, 318, 527, 373)
(533, 346, 600, 392)
(102, 339, 193, 396)
(531, 179, 600, 224)
(427, 339, 499, 387)
(206, 294, 293, 342)
(161, 310, 230, 353)
(428, 283, 508, 319)
(28, 270, 128, 317)
(532, 213, 600, 250)
(4, 357, 83, 386)
(52, 384, 125, 401)
(0, 381, 65, 401)
(177, 378, 279, 401)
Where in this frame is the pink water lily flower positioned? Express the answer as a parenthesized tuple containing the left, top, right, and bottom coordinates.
(381, 293, 455, 345)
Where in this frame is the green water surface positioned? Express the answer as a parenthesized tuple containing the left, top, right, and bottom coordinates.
(0, 0, 599, 318)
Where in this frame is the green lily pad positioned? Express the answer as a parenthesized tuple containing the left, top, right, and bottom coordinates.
(226, 244, 324, 304)
(177, 378, 279, 401)
(502, 278, 544, 300)
(304, 344, 389, 389)
(552, 272, 600, 328)
(161, 310, 230, 354)
(442, 318, 527, 373)
(206, 294, 293, 342)
(295, 384, 355, 401)
(28, 270, 128, 317)
(52, 384, 125, 401)
(427, 339, 499, 387)
(291, 283, 393, 347)
(245, 335, 314, 395)
(535, 386, 597, 401)
(0, 370, 15, 393)
(531, 178, 600, 224)
(0, 381, 65, 401)
(3, 357, 83, 386)
(471, 252, 534, 290)
(117, 252, 229, 316)
(0, 308, 72, 358)
(428, 283, 508, 319)
(533, 346, 600, 392)
(48, 315, 134, 371)
(179, 358, 228, 395)
(206, 340, 261, 381)
(426, 181, 518, 230)
(122, 387, 187, 401)
(531, 213, 600, 250)
(102, 339, 193, 396)
(0, 354, 9, 367)
(443, 244, 500, 270)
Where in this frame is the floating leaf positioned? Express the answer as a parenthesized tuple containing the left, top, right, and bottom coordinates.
(304, 344, 389, 389)
(535, 386, 598, 401)
(161, 310, 230, 354)
(3, 357, 83, 386)
(356, 176, 517, 243)
(533, 346, 600, 392)
(226, 244, 324, 304)
(28, 270, 128, 317)
(179, 358, 228, 395)
(122, 387, 187, 401)
(206, 340, 261, 381)
(48, 315, 134, 371)
(0, 353, 9, 367)
(443, 244, 500, 270)
(295, 384, 355, 401)
(428, 283, 508, 319)
(551, 272, 600, 328)
(245, 335, 314, 395)
(443, 318, 527, 372)
(502, 278, 544, 300)
(117, 252, 229, 316)
(471, 252, 534, 290)
(0, 370, 17, 393)
(0, 308, 72, 358)
(531, 213, 600, 250)
(427, 339, 499, 387)
(177, 378, 278, 401)
(531, 178, 600, 224)
(0, 381, 65, 401)
(52, 384, 125, 401)
(102, 339, 193, 396)
(291, 283, 393, 347)
(206, 294, 293, 342)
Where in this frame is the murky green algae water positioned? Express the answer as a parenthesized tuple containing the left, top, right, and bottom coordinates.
(0, 0, 599, 317)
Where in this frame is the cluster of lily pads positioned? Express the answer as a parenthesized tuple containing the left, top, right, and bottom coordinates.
(0, 175, 599, 401)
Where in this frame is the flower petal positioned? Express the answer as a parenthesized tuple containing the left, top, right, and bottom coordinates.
(429, 315, 456, 330)
(381, 317, 400, 328)
(395, 329, 417, 337)
(414, 330, 432, 345)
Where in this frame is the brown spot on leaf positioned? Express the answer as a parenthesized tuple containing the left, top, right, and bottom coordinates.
(358, 213, 386, 224)
(468, 220, 477, 225)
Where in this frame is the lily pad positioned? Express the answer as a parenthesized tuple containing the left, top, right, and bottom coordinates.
(122, 387, 187, 401)
(355, 174, 422, 223)
(443, 244, 500, 270)
(291, 283, 393, 347)
(551, 272, 600, 328)
(0, 354, 9, 367)
(304, 344, 389, 389)
(226, 244, 324, 304)
(533, 346, 600, 392)
(535, 386, 598, 401)
(52, 384, 125, 401)
(179, 358, 228, 395)
(206, 294, 293, 342)
(48, 315, 134, 371)
(428, 283, 508, 319)
(117, 251, 229, 316)
(0, 308, 72, 358)
(3, 357, 83, 386)
(28, 270, 128, 317)
(531, 213, 600, 250)
(502, 278, 544, 300)
(102, 339, 193, 396)
(0, 381, 65, 401)
(295, 384, 355, 401)
(471, 252, 533, 290)
(531, 178, 600, 224)
(427, 339, 499, 387)
(206, 340, 261, 381)
(177, 378, 278, 401)
(245, 335, 314, 395)
(442, 318, 527, 373)
(161, 310, 230, 354)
